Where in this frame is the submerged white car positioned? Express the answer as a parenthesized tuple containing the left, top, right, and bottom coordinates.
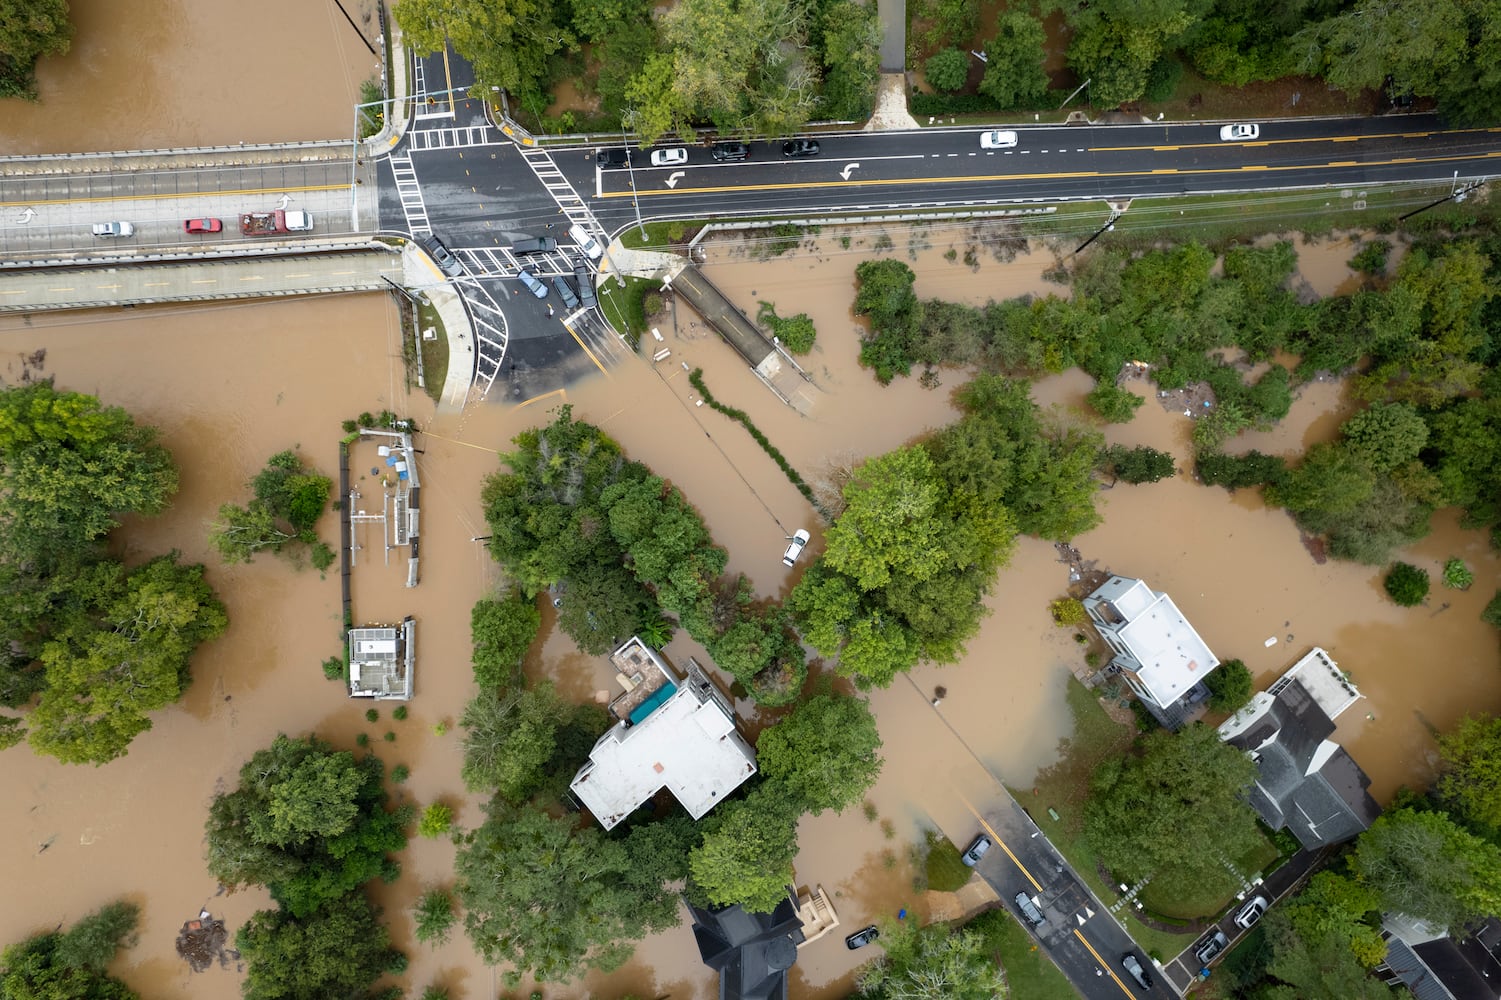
(649, 147, 688, 166)
(782, 529, 810, 567)
(979, 129, 1019, 149)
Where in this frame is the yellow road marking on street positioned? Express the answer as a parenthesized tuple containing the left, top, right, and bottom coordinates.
(1072, 929, 1138, 999)
(144, 281, 170, 287)
(238, 276, 262, 281)
(1096, 124, 1467, 151)
(285, 273, 311, 278)
(191, 279, 216, 284)
(510, 388, 568, 412)
(95, 284, 122, 290)
(562, 323, 610, 378)
(953, 791, 1041, 891)
(1328, 161, 1358, 167)
(48, 287, 74, 292)
(0, 183, 347, 208)
(443, 48, 456, 116)
(601, 149, 1501, 199)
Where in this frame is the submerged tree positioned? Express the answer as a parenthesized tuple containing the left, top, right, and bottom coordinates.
(209, 449, 332, 565)
(0, 899, 139, 1000)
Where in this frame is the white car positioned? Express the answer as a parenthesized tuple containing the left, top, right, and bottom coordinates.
(568, 223, 603, 261)
(1234, 895, 1268, 929)
(782, 529, 810, 567)
(1219, 123, 1261, 141)
(649, 147, 688, 167)
(980, 129, 1018, 149)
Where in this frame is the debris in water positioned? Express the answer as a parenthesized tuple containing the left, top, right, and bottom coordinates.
(1264, 637, 1278, 647)
(176, 912, 230, 972)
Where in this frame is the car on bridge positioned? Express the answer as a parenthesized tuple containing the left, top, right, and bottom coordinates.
(781, 139, 820, 158)
(711, 141, 749, 161)
(1219, 123, 1260, 141)
(421, 235, 464, 278)
(650, 147, 688, 167)
(91, 221, 134, 238)
(979, 130, 1018, 149)
(183, 218, 222, 233)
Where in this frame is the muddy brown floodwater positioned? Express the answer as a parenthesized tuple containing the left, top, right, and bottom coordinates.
(0, 213, 1498, 1000)
(0, 0, 376, 155)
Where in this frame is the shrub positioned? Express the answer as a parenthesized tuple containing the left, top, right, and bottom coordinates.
(310, 542, 336, 572)
(1484, 591, 1501, 629)
(1204, 658, 1254, 713)
(1349, 240, 1391, 276)
(1102, 445, 1176, 484)
(355, 733, 369, 747)
(391, 764, 410, 784)
(924, 831, 972, 891)
(412, 887, 457, 946)
(924, 48, 970, 93)
(1050, 598, 1087, 626)
(1442, 558, 1474, 590)
(1143, 57, 1183, 102)
(393, 705, 408, 721)
(365, 708, 378, 723)
(383, 731, 396, 742)
(1384, 562, 1430, 606)
(1087, 383, 1144, 423)
(1197, 451, 1288, 490)
(321, 655, 343, 681)
(643, 292, 663, 315)
(757, 302, 818, 354)
(419, 803, 454, 839)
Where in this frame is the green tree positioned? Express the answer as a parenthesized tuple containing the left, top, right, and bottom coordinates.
(412, 886, 458, 946)
(1351, 807, 1501, 928)
(0, 0, 72, 99)
(1294, 0, 1469, 99)
(1203, 658, 1254, 713)
(419, 803, 454, 839)
(459, 684, 569, 800)
(854, 259, 923, 384)
(923, 48, 969, 92)
(210, 450, 331, 563)
(1086, 383, 1145, 423)
(1257, 909, 1395, 1000)
(1437, 715, 1501, 831)
(755, 693, 883, 815)
(1383, 562, 1429, 607)
(236, 893, 401, 1000)
(28, 556, 227, 765)
(1196, 450, 1287, 490)
(816, 0, 881, 120)
(0, 901, 139, 1000)
(1062, 0, 1203, 107)
(1100, 445, 1175, 484)
(1281, 870, 1386, 968)
(204, 735, 408, 918)
(470, 591, 541, 691)
(855, 920, 1009, 999)
(980, 12, 1050, 107)
(456, 802, 682, 985)
(1084, 723, 1262, 899)
(689, 784, 801, 913)
(394, 0, 574, 105)
(1341, 402, 1429, 473)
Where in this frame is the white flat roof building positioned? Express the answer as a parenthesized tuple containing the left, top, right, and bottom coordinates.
(1085, 576, 1220, 716)
(571, 640, 756, 830)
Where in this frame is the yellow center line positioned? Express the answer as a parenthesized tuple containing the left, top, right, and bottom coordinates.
(561, 322, 610, 378)
(1090, 123, 1486, 151)
(1327, 161, 1358, 167)
(1072, 928, 1139, 999)
(0, 289, 23, 295)
(143, 281, 170, 287)
(953, 791, 1042, 891)
(602, 149, 1501, 199)
(95, 284, 121, 290)
(190, 279, 216, 285)
(238, 276, 263, 281)
(0, 183, 347, 208)
(47, 287, 74, 292)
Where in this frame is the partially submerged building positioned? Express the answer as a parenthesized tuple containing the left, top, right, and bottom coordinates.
(1377, 914, 1501, 1000)
(1084, 575, 1221, 728)
(686, 890, 809, 1000)
(347, 617, 415, 700)
(1218, 647, 1378, 849)
(570, 637, 757, 830)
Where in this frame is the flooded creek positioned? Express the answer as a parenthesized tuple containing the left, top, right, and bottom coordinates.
(0, 226, 1496, 1000)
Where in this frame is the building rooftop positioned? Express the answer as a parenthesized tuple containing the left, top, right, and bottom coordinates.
(348, 618, 414, 700)
(1268, 646, 1362, 721)
(1111, 590, 1219, 707)
(572, 642, 756, 830)
(687, 893, 805, 1000)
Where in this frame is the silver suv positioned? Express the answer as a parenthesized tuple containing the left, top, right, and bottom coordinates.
(1121, 952, 1154, 990)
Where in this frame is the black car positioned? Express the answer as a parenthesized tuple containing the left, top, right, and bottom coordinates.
(596, 147, 630, 167)
(781, 138, 820, 157)
(421, 235, 463, 277)
(573, 262, 597, 309)
(551, 275, 580, 310)
(712, 141, 749, 161)
(845, 925, 879, 949)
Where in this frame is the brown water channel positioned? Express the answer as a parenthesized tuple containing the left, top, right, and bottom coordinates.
(0, 227, 1496, 1000)
(0, 0, 375, 155)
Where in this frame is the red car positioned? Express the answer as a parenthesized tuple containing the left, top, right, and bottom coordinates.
(184, 218, 222, 233)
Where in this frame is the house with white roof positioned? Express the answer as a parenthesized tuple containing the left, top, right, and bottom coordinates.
(1084, 575, 1221, 728)
(570, 637, 757, 830)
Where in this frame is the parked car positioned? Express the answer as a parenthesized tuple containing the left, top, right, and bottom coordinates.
(421, 234, 464, 277)
(596, 148, 630, 168)
(91, 221, 134, 238)
(573, 262, 597, 309)
(711, 141, 749, 161)
(511, 235, 557, 255)
(183, 218, 222, 233)
(1195, 929, 1230, 966)
(979, 129, 1018, 149)
(569, 223, 603, 261)
(960, 833, 992, 866)
(517, 270, 549, 299)
(1219, 123, 1260, 141)
(550, 275, 579, 310)
(782, 529, 810, 567)
(1014, 892, 1046, 928)
(650, 147, 688, 167)
(781, 138, 820, 158)
(1234, 895, 1268, 929)
(845, 925, 879, 949)
(1121, 952, 1154, 991)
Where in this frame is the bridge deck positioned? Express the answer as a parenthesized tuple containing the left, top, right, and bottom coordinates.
(668, 267, 775, 369)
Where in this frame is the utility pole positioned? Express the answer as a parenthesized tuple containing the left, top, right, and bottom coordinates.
(622, 112, 648, 241)
(1399, 176, 1486, 223)
(1072, 208, 1122, 256)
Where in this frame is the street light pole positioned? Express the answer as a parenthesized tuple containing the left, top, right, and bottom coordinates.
(622, 112, 648, 241)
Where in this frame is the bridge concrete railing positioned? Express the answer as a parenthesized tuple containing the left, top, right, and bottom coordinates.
(0, 141, 355, 176)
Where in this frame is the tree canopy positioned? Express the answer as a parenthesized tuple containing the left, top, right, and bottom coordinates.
(470, 591, 541, 691)
(236, 892, 400, 1000)
(0, 0, 72, 100)
(854, 920, 1009, 1000)
(0, 900, 139, 1000)
(204, 734, 408, 918)
(1351, 807, 1501, 928)
(688, 783, 802, 913)
(755, 693, 883, 815)
(1083, 723, 1262, 899)
(1436, 714, 1501, 832)
(209, 450, 332, 566)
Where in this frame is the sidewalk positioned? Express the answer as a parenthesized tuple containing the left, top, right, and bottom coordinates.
(398, 242, 477, 414)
